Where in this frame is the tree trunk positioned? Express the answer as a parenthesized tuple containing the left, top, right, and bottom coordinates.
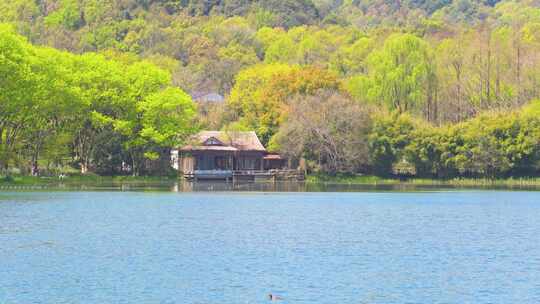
(516, 44, 522, 104)
(131, 153, 139, 177)
(455, 63, 462, 122)
(81, 161, 89, 174)
(31, 160, 39, 176)
(486, 33, 492, 105)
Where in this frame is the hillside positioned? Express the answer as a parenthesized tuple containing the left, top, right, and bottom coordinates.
(1, 0, 533, 95)
(2, 0, 540, 177)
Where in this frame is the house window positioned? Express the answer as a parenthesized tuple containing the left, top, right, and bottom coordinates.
(204, 137, 224, 146)
(215, 156, 228, 170)
(238, 157, 257, 170)
(195, 155, 205, 170)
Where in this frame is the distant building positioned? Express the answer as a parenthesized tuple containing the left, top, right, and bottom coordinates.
(191, 92, 224, 103)
(171, 131, 303, 181)
(263, 153, 288, 170)
(172, 131, 267, 180)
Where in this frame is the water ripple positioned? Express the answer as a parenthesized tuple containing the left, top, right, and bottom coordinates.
(0, 191, 539, 303)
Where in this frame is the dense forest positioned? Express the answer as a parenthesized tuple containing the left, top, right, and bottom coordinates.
(2, 0, 540, 178)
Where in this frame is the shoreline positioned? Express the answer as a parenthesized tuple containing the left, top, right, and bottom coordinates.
(305, 174, 540, 188)
(2, 174, 540, 189)
(0, 175, 178, 186)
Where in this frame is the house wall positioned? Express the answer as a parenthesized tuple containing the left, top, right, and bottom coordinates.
(177, 151, 265, 172)
(264, 159, 287, 170)
(173, 149, 196, 173)
(235, 152, 264, 170)
(195, 152, 233, 171)
(171, 150, 179, 170)
(179, 155, 195, 173)
(178, 151, 234, 172)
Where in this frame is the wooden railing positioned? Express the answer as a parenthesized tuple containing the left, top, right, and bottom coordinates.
(183, 169, 304, 181)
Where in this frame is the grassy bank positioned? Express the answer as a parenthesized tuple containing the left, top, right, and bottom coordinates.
(306, 174, 540, 187)
(3, 173, 540, 189)
(0, 174, 177, 186)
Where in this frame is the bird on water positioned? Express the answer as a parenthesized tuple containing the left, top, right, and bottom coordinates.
(268, 293, 283, 301)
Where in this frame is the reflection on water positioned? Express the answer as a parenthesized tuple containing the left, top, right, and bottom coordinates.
(174, 180, 309, 192)
(2, 180, 540, 193)
(173, 181, 470, 192)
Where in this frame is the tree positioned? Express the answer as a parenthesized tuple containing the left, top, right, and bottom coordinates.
(436, 37, 468, 122)
(227, 64, 339, 144)
(357, 33, 437, 120)
(138, 87, 197, 160)
(44, 0, 83, 30)
(275, 90, 372, 174)
(23, 47, 83, 176)
(264, 35, 297, 63)
(78, 59, 197, 175)
(368, 113, 417, 176)
(258, 0, 320, 28)
(227, 63, 294, 126)
(0, 24, 36, 172)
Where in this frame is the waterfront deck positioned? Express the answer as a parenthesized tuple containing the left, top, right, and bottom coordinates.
(183, 169, 304, 181)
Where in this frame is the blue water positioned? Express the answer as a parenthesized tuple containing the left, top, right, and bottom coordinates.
(1, 190, 540, 303)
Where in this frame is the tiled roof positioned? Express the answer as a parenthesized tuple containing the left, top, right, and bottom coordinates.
(180, 131, 266, 152)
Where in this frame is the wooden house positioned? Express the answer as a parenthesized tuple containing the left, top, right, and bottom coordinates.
(171, 131, 267, 180)
(263, 153, 288, 170)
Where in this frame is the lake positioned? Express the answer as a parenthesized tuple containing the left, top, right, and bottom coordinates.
(1, 186, 540, 303)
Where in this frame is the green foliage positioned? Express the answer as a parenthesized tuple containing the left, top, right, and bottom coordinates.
(45, 0, 82, 30)
(368, 113, 417, 175)
(358, 34, 436, 115)
(247, 8, 278, 29)
(228, 64, 340, 144)
(0, 24, 197, 176)
(3, 0, 540, 179)
(227, 63, 294, 125)
(139, 87, 197, 146)
(369, 105, 540, 178)
(0, 0, 39, 37)
(264, 35, 296, 64)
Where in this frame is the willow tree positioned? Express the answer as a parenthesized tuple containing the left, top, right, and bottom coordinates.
(364, 33, 437, 120)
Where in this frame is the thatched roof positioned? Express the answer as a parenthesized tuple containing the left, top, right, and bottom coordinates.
(180, 131, 266, 152)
